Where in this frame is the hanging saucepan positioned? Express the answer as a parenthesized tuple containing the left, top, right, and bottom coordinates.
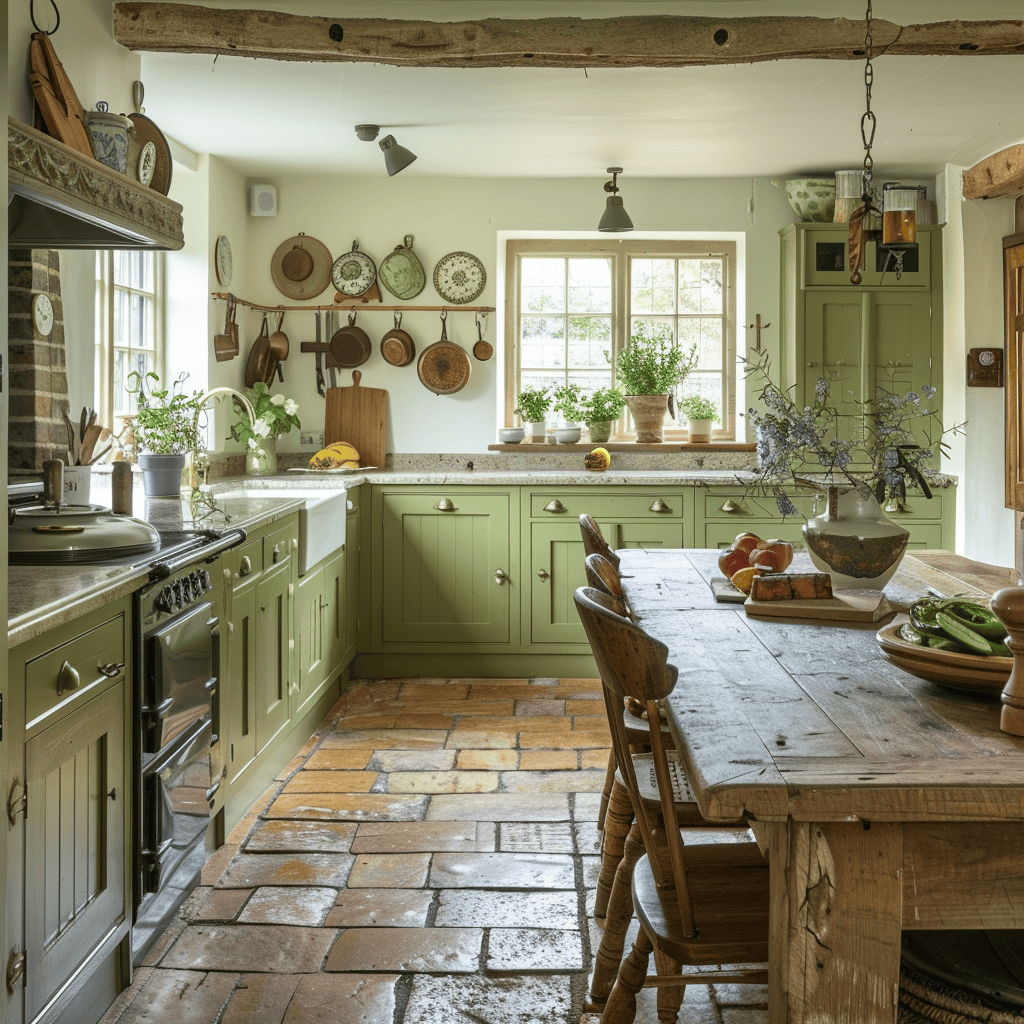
(380, 311, 416, 367)
(245, 314, 274, 387)
(417, 311, 471, 395)
(330, 310, 371, 368)
(268, 311, 290, 382)
(472, 313, 493, 361)
(378, 234, 426, 300)
(331, 240, 377, 299)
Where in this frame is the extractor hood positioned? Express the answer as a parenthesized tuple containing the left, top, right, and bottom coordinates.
(7, 117, 184, 250)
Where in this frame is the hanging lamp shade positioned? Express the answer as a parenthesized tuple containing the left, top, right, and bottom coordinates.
(379, 134, 417, 176)
(598, 167, 633, 232)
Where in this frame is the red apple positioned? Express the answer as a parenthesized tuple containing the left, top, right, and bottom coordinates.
(750, 548, 782, 572)
(732, 532, 762, 555)
(718, 546, 750, 579)
(766, 540, 795, 570)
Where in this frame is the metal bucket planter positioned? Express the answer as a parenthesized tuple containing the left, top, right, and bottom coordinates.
(138, 452, 187, 497)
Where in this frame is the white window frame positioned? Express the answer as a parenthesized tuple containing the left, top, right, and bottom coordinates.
(95, 250, 164, 431)
(503, 235, 739, 441)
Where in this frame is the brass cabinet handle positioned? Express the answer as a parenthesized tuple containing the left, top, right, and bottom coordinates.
(6, 949, 26, 995)
(494, 568, 509, 586)
(884, 499, 909, 514)
(238, 555, 253, 577)
(719, 499, 745, 514)
(434, 498, 458, 511)
(543, 499, 567, 514)
(97, 661, 125, 678)
(649, 498, 673, 514)
(57, 660, 80, 695)
(537, 568, 550, 582)
(272, 542, 282, 563)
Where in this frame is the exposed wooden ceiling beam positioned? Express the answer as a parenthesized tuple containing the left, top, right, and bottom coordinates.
(963, 145, 1024, 200)
(113, 3, 1024, 68)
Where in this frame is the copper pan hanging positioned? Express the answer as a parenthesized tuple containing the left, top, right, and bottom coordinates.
(417, 311, 471, 395)
(330, 310, 372, 368)
(380, 312, 415, 367)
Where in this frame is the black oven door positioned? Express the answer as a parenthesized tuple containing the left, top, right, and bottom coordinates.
(142, 600, 217, 753)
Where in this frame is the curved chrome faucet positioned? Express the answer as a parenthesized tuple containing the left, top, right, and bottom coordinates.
(188, 388, 257, 520)
(193, 387, 256, 434)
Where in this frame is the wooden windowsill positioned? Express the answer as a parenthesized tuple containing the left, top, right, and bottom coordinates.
(487, 442, 757, 453)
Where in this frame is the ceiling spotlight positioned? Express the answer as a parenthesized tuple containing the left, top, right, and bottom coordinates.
(354, 124, 417, 176)
(598, 167, 633, 232)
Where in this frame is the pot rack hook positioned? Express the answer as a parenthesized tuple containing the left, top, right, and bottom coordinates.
(440, 309, 448, 323)
(394, 311, 403, 329)
(348, 310, 357, 326)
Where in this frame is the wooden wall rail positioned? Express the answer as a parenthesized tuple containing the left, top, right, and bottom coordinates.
(211, 293, 494, 315)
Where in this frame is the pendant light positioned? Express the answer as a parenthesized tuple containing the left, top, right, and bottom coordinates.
(598, 167, 633, 232)
(850, 0, 916, 282)
(354, 124, 418, 176)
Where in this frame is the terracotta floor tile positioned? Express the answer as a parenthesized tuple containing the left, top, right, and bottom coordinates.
(320, 728, 449, 750)
(487, 928, 585, 971)
(403, 975, 573, 1024)
(388, 770, 498, 794)
(444, 728, 519, 749)
(162, 925, 336, 973)
(429, 852, 576, 889)
(325, 888, 433, 927)
(351, 821, 495, 854)
(369, 749, 457, 772)
(469, 683, 549, 700)
(501, 769, 606, 793)
(283, 770, 379, 793)
(237, 886, 338, 926)
(303, 749, 373, 771)
(325, 927, 482, 973)
(346, 852, 431, 888)
(467, 714, 571, 733)
(394, 712, 456, 730)
(264, 792, 427, 822)
(455, 748, 518, 770)
(573, 715, 612, 732)
(426, 793, 570, 822)
(244, 820, 358, 854)
(184, 886, 252, 922)
(500, 822, 576, 853)
(138, 918, 187, 967)
(220, 973, 301, 1024)
(282, 972, 400, 1024)
(566, 697, 604, 715)
(215, 852, 353, 888)
(399, 681, 471, 700)
(330, 713, 399, 729)
(109, 968, 239, 1023)
(515, 698, 567, 716)
(519, 729, 604, 749)
(580, 748, 612, 770)
(434, 889, 579, 929)
(199, 843, 239, 886)
(519, 749, 579, 771)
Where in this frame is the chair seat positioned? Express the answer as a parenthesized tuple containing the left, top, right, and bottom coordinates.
(631, 841, 770, 967)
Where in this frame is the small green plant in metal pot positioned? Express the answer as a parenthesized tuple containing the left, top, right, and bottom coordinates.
(515, 386, 552, 441)
(581, 387, 626, 443)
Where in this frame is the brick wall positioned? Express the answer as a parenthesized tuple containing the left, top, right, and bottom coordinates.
(8, 248, 70, 474)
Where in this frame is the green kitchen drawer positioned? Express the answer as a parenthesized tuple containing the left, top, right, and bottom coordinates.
(224, 533, 263, 588)
(529, 490, 685, 520)
(263, 519, 297, 570)
(702, 489, 817, 521)
(879, 492, 944, 523)
(705, 521, 807, 550)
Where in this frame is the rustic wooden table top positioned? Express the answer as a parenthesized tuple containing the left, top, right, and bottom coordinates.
(618, 548, 1024, 825)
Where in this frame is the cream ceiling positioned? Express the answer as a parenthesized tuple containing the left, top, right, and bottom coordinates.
(136, 1, 1024, 180)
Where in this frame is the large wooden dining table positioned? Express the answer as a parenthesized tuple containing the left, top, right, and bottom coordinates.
(617, 547, 1024, 1024)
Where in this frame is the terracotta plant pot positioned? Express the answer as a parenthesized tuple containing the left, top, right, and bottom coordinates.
(625, 394, 669, 443)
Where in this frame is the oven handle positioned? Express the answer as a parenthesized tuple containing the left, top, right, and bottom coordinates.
(149, 527, 247, 580)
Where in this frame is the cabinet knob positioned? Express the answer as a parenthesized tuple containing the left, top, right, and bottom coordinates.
(97, 661, 125, 678)
(238, 555, 252, 577)
(434, 498, 458, 511)
(543, 499, 567, 514)
(719, 499, 745, 514)
(57, 660, 80, 695)
(494, 568, 509, 586)
(649, 498, 673, 514)
(537, 568, 550, 582)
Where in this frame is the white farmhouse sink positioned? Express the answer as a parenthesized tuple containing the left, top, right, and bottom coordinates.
(216, 485, 348, 575)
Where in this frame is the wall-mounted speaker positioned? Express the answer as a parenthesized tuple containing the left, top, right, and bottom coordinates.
(249, 184, 277, 217)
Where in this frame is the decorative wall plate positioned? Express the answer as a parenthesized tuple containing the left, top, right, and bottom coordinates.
(215, 234, 233, 286)
(127, 113, 172, 194)
(271, 233, 332, 299)
(138, 141, 157, 187)
(379, 235, 426, 299)
(332, 240, 377, 297)
(433, 251, 486, 304)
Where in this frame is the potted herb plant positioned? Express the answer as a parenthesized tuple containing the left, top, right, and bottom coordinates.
(580, 387, 626, 443)
(515, 385, 552, 443)
(552, 384, 585, 443)
(127, 370, 206, 496)
(678, 394, 719, 443)
(231, 382, 301, 476)
(616, 335, 698, 442)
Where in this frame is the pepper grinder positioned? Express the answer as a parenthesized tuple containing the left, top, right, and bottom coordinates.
(111, 461, 133, 516)
(42, 459, 64, 506)
(990, 586, 1024, 736)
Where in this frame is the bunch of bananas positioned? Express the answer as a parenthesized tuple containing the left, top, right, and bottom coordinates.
(309, 441, 360, 470)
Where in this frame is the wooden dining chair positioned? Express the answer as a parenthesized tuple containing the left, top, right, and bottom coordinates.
(574, 586, 769, 1024)
(580, 513, 621, 570)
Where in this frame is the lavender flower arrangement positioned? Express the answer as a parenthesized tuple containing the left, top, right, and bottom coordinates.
(743, 350, 963, 516)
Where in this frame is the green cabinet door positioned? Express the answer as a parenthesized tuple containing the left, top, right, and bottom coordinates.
(255, 561, 292, 750)
(24, 683, 126, 1022)
(529, 521, 588, 645)
(344, 513, 360, 665)
(225, 582, 257, 784)
(324, 547, 346, 680)
(382, 492, 511, 644)
(295, 565, 325, 717)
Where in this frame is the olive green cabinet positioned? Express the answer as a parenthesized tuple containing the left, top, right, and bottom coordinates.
(376, 489, 512, 645)
(344, 497, 361, 666)
(294, 547, 345, 720)
(6, 600, 132, 1024)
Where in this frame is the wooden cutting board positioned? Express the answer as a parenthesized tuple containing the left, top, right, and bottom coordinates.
(29, 32, 93, 158)
(324, 370, 387, 470)
(745, 589, 894, 623)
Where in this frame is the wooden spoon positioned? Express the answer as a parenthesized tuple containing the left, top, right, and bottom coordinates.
(79, 424, 103, 465)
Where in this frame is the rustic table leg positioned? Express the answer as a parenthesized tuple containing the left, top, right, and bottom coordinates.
(768, 821, 902, 1024)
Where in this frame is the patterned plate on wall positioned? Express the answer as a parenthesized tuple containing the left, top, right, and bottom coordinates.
(433, 251, 486, 304)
